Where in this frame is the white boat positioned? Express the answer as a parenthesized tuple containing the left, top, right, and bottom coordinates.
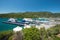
(23, 18, 33, 22)
(8, 18, 17, 22)
(3, 18, 56, 29)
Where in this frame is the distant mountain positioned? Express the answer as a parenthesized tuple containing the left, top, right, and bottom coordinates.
(0, 12, 60, 18)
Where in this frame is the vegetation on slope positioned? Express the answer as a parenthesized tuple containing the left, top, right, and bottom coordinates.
(0, 30, 13, 40)
(22, 25, 60, 40)
(22, 27, 40, 40)
(0, 25, 60, 40)
(0, 12, 60, 18)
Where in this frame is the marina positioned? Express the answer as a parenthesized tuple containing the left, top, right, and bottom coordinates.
(2, 18, 60, 29)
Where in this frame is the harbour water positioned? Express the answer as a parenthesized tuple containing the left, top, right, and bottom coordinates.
(0, 18, 48, 31)
(0, 18, 22, 31)
(0, 18, 60, 31)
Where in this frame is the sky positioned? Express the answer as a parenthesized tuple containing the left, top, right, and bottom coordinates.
(0, 0, 60, 13)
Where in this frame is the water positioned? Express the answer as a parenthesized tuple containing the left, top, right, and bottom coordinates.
(0, 18, 49, 31)
(0, 18, 22, 31)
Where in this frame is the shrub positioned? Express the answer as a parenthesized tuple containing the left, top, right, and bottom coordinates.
(22, 27, 40, 40)
(8, 36, 13, 40)
(0, 30, 13, 40)
(1, 25, 60, 40)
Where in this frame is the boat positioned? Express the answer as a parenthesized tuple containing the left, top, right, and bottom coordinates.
(8, 18, 17, 22)
(2, 18, 56, 29)
(2, 18, 32, 26)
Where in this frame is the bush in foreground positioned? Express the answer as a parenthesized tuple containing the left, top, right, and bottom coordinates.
(22, 27, 40, 40)
(0, 30, 13, 40)
(1, 25, 60, 40)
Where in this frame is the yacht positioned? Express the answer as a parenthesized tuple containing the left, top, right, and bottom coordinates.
(8, 18, 17, 22)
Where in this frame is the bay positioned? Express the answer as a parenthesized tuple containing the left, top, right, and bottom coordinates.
(0, 18, 22, 31)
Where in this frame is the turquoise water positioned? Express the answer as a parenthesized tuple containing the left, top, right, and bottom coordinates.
(0, 18, 22, 31)
(0, 18, 49, 31)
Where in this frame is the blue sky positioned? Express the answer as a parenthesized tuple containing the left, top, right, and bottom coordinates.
(0, 0, 60, 13)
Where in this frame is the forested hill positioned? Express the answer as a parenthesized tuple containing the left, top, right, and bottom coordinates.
(0, 12, 60, 18)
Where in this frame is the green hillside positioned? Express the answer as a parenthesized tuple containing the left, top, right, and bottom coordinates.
(0, 12, 60, 18)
